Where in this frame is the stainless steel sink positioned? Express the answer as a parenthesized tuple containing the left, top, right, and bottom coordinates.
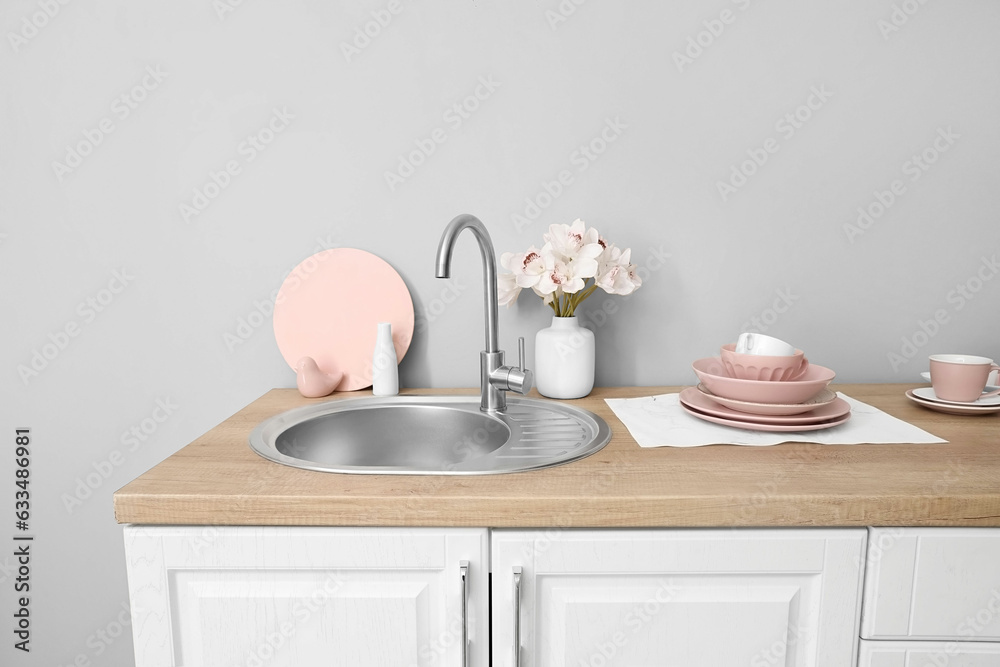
(249, 395, 611, 474)
(250, 216, 612, 475)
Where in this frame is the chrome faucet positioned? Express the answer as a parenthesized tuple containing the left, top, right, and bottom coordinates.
(435, 214, 533, 412)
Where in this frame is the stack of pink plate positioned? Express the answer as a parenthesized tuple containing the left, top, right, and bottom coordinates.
(681, 356, 847, 432)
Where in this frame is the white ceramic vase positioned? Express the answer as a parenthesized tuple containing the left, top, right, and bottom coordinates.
(534, 315, 595, 399)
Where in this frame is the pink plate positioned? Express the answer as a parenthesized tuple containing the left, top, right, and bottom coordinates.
(680, 401, 852, 432)
(273, 248, 414, 391)
(696, 384, 837, 416)
(680, 387, 851, 425)
(692, 357, 835, 404)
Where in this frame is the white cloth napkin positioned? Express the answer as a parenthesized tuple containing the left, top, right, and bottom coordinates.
(604, 392, 947, 447)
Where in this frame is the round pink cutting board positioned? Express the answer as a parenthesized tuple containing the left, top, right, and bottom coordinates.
(273, 248, 414, 391)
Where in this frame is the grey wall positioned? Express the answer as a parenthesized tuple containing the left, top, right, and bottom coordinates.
(2, 1, 998, 664)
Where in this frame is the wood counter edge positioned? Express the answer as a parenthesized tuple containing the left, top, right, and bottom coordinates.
(113, 384, 1000, 527)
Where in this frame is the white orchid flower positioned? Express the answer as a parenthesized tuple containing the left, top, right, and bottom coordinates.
(497, 271, 521, 306)
(496, 219, 646, 316)
(501, 245, 548, 289)
(543, 219, 603, 268)
(596, 245, 640, 295)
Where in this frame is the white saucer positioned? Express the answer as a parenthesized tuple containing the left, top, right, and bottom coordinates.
(912, 387, 1000, 407)
(905, 390, 1000, 416)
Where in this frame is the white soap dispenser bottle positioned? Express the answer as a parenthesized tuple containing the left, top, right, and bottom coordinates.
(372, 322, 399, 396)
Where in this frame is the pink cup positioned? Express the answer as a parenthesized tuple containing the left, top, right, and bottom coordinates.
(929, 354, 1000, 403)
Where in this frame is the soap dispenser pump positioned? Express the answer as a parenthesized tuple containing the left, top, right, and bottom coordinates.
(372, 322, 399, 396)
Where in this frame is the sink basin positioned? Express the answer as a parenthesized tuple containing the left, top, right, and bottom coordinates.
(249, 395, 611, 474)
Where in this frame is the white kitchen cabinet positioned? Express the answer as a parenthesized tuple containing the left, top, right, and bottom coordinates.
(490, 528, 867, 667)
(123, 526, 488, 667)
(861, 527, 1000, 642)
(859, 639, 1000, 666)
(124, 525, 1000, 667)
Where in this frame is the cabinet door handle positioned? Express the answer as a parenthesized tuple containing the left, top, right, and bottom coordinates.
(460, 560, 469, 667)
(512, 566, 522, 667)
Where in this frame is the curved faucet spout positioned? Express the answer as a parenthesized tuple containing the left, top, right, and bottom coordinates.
(435, 214, 499, 354)
(435, 214, 532, 412)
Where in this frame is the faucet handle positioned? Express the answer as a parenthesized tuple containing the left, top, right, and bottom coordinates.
(487, 338, 534, 397)
(506, 337, 533, 395)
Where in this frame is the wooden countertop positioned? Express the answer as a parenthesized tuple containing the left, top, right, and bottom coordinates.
(113, 385, 1000, 527)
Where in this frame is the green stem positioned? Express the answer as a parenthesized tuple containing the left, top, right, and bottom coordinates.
(563, 280, 598, 317)
(571, 284, 599, 310)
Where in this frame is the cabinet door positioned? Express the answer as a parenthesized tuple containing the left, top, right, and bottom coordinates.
(859, 639, 1000, 666)
(861, 527, 1000, 641)
(124, 526, 488, 667)
(491, 528, 866, 667)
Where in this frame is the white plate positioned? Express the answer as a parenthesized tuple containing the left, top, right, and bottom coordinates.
(905, 390, 1000, 416)
(912, 387, 1000, 407)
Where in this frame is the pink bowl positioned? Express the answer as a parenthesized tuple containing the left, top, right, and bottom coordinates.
(692, 357, 835, 404)
(720, 344, 808, 381)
